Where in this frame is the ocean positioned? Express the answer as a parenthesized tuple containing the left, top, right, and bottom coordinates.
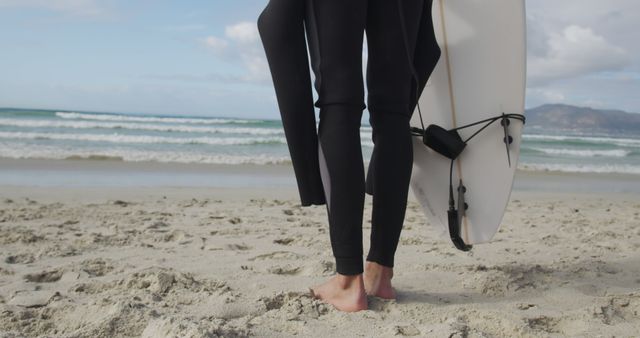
(0, 108, 639, 175)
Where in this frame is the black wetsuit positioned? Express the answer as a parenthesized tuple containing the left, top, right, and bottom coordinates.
(258, 0, 440, 275)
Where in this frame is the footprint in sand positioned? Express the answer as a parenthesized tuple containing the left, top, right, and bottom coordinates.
(248, 251, 305, 261)
(80, 258, 114, 277)
(7, 290, 61, 308)
(5, 253, 35, 264)
(162, 230, 192, 243)
(266, 260, 334, 277)
(524, 315, 561, 334)
(225, 243, 252, 251)
(146, 221, 170, 232)
(463, 264, 553, 296)
(283, 209, 295, 216)
(111, 199, 131, 207)
(595, 295, 640, 325)
(273, 238, 295, 245)
(267, 264, 301, 275)
(257, 290, 329, 320)
(23, 269, 63, 283)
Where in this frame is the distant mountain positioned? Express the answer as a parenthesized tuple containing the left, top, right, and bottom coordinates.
(524, 103, 640, 136)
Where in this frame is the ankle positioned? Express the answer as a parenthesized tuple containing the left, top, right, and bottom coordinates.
(365, 260, 391, 268)
(365, 261, 393, 279)
(335, 273, 365, 289)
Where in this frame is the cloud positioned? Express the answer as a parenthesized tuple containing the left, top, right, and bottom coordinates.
(198, 21, 270, 85)
(527, 24, 631, 87)
(200, 36, 229, 55)
(521, 0, 640, 112)
(525, 13, 550, 58)
(0, 0, 107, 17)
(225, 22, 259, 44)
(196, 19, 371, 88)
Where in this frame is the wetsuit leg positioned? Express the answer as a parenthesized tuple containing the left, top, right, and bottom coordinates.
(256, 0, 326, 206)
(305, 0, 368, 275)
(365, 0, 431, 268)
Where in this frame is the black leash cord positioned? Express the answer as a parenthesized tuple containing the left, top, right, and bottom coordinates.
(396, 0, 526, 251)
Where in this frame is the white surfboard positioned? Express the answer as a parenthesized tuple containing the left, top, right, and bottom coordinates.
(409, 0, 527, 246)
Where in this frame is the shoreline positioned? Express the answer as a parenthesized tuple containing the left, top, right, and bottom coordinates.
(0, 157, 639, 194)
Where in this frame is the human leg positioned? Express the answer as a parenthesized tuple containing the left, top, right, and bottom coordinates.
(363, 0, 436, 300)
(304, 0, 370, 312)
(305, 0, 368, 276)
(365, 0, 427, 270)
(317, 105, 366, 275)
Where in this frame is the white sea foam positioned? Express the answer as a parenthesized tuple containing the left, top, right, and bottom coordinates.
(529, 147, 631, 158)
(55, 112, 256, 124)
(0, 142, 292, 165)
(0, 131, 286, 146)
(0, 118, 284, 135)
(2, 118, 376, 142)
(523, 134, 640, 147)
(360, 131, 373, 139)
(517, 162, 640, 175)
(0, 128, 374, 147)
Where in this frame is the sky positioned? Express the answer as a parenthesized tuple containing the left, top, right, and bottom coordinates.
(0, 0, 638, 120)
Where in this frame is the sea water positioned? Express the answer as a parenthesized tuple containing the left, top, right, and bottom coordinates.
(0, 108, 638, 175)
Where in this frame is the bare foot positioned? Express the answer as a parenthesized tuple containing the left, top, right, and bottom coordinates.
(364, 261, 396, 299)
(309, 273, 367, 312)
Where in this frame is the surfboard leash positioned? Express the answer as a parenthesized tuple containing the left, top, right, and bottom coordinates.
(409, 112, 525, 250)
(397, 0, 463, 250)
(397, 0, 469, 251)
(409, 113, 525, 251)
(396, 0, 526, 251)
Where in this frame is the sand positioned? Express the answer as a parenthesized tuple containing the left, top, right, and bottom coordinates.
(0, 182, 639, 337)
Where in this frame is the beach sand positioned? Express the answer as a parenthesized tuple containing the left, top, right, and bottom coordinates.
(0, 160, 639, 337)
